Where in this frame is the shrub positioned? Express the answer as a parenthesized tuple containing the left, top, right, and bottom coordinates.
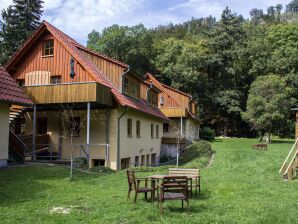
(200, 127, 215, 141)
(89, 166, 116, 174)
(128, 165, 176, 173)
(73, 157, 88, 169)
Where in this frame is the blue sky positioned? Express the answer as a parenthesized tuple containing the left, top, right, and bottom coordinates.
(0, 0, 292, 44)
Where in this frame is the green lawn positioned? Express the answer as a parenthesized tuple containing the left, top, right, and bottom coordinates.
(1, 138, 298, 223)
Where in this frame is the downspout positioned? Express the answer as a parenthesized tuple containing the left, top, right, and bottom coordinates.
(117, 106, 128, 170)
(116, 66, 130, 170)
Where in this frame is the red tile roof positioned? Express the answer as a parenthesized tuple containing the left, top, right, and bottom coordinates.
(5, 21, 167, 120)
(0, 67, 33, 105)
(111, 89, 168, 120)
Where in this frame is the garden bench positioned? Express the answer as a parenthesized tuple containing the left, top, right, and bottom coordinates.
(168, 168, 200, 196)
(252, 144, 267, 151)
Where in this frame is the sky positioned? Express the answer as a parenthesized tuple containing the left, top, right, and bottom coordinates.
(0, 0, 292, 44)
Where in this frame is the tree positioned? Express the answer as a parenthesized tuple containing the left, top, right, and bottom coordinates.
(59, 105, 85, 180)
(0, 0, 43, 65)
(286, 0, 298, 12)
(242, 75, 295, 142)
(87, 24, 154, 75)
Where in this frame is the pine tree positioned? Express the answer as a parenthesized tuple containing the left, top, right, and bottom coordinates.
(0, 0, 43, 65)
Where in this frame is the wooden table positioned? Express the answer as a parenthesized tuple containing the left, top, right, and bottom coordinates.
(149, 174, 198, 200)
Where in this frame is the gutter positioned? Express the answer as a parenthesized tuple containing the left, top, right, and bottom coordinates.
(117, 106, 128, 170)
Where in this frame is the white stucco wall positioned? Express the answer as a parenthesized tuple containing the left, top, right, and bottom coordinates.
(0, 103, 9, 167)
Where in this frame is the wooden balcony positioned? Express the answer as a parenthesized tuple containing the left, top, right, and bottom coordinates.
(24, 82, 113, 105)
(160, 107, 187, 118)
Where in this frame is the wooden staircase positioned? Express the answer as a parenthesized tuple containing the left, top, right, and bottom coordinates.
(8, 130, 30, 163)
(279, 138, 298, 180)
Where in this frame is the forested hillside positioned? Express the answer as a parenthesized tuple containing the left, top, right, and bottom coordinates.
(1, 0, 298, 138)
(87, 1, 298, 138)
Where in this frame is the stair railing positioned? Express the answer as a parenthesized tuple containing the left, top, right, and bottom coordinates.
(279, 138, 298, 174)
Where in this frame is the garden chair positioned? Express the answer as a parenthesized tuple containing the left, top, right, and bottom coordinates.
(126, 169, 154, 203)
(157, 176, 189, 216)
(168, 168, 200, 196)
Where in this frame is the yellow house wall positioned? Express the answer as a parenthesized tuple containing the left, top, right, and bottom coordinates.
(118, 108, 163, 167)
(23, 107, 162, 170)
(0, 103, 9, 167)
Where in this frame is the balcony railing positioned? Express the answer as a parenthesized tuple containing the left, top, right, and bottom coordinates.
(24, 82, 113, 105)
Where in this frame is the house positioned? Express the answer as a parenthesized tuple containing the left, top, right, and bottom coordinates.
(5, 21, 167, 170)
(0, 67, 32, 167)
(144, 73, 199, 157)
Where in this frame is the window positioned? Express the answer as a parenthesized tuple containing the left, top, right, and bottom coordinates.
(37, 117, 47, 135)
(151, 124, 154, 139)
(92, 159, 105, 167)
(50, 76, 61, 84)
(124, 77, 129, 89)
(156, 125, 159, 139)
(151, 153, 156, 166)
(127, 118, 132, 137)
(141, 155, 145, 166)
(135, 156, 139, 167)
(163, 123, 169, 132)
(123, 76, 140, 99)
(148, 90, 158, 107)
(136, 120, 141, 138)
(67, 117, 80, 136)
(146, 154, 150, 166)
(42, 39, 54, 56)
(17, 79, 25, 87)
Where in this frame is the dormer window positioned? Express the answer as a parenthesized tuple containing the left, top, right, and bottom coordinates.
(17, 79, 25, 87)
(42, 39, 54, 56)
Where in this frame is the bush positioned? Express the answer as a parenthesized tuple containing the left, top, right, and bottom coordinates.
(89, 166, 116, 174)
(200, 127, 216, 141)
(73, 157, 88, 169)
(128, 165, 176, 173)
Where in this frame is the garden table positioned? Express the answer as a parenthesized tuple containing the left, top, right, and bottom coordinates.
(148, 174, 198, 200)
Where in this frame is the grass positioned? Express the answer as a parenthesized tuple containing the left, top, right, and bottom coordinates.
(0, 138, 298, 223)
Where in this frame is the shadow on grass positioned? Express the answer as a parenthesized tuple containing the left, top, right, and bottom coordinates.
(0, 165, 91, 206)
(270, 140, 295, 144)
(166, 203, 207, 214)
(191, 189, 211, 201)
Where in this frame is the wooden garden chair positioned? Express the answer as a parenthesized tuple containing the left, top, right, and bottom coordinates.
(126, 170, 154, 203)
(157, 176, 189, 216)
